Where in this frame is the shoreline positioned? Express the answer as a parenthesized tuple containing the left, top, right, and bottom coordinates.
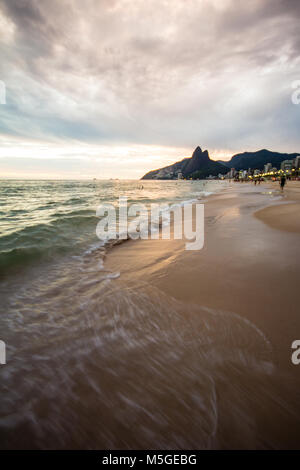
(254, 180, 300, 233)
(105, 181, 300, 367)
(1, 180, 300, 449)
(105, 182, 300, 344)
(102, 180, 300, 447)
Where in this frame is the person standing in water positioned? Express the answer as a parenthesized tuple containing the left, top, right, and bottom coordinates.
(280, 174, 286, 191)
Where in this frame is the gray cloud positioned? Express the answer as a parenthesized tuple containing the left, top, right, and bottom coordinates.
(0, 0, 300, 161)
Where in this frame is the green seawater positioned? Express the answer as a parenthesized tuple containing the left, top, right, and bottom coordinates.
(0, 178, 225, 273)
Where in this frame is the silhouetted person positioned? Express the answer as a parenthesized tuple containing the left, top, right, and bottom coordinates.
(280, 174, 286, 191)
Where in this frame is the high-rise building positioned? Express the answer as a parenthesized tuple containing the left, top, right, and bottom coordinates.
(264, 163, 272, 173)
(281, 160, 293, 171)
(229, 168, 236, 178)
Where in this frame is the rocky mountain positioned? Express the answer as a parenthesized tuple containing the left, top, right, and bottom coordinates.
(141, 147, 229, 180)
(219, 149, 300, 171)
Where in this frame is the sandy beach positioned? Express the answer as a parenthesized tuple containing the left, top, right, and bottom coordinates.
(1, 0, 300, 456)
(106, 181, 300, 360)
(255, 181, 300, 233)
(1, 180, 300, 450)
(103, 180, 300, 448)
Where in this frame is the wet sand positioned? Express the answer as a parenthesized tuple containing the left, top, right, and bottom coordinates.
(255, 181, 300, 233)
(103, 181, 300, 448)
(106, 181, 300, 367)
(2, 181, 300, 449)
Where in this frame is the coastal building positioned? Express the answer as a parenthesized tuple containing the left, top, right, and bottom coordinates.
(228, 168, 236, 178)
(264, 163, 272, 173)
(177, 172, 183, 179)
(281, 160, 293, 171)
(254, 169, 261, 176)
(237, 170, 248, 179)
(295, 156, 300, 169)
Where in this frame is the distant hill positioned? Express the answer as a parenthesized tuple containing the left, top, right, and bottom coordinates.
(219, 149, 300, 171)
(141, 147, 229, 180)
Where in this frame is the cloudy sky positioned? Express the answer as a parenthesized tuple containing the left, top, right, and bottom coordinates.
(0, 0, 299, 178)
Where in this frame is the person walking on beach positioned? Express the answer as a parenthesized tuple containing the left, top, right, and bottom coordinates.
(280, 174, 286, 191)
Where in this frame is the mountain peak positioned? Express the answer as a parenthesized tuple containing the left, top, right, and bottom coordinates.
(141, 145, 228, 180)
(191, 146, 210, 162)
(218, 149, 300, 171)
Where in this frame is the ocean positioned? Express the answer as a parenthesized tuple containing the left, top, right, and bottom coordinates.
(0, 179, 224, 275)
(0, 178, 232, 448)
(2, 179, 298, 449)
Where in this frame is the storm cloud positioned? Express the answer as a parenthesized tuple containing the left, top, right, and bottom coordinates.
(0, 0, 299, 177)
